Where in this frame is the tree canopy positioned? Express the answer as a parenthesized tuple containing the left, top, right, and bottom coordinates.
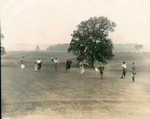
(1, 33, 6, 55)
(68, 16, 116, 66)
(134, 44, 143, 52)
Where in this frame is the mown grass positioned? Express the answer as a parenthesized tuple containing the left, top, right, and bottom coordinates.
(1, 51, 150, 119)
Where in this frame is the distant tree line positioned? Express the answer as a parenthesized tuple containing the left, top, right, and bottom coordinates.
(46, 44, 69, 52)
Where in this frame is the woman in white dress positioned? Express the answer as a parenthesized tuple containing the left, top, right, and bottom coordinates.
(79, 62, 85, 74)
(21, 56, 25, 72)
(34, 62, 38, 72)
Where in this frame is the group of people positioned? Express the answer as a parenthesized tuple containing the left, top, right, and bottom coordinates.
(20, 56, 73, 72)
(21, 56, 43, 72)
(121, 61, 136, 82)
(78, 61, 136, 82)
(21, 56, 136, 82)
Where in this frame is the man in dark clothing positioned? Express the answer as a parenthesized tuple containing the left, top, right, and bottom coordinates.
(36, 58, 43, 71)
(66, 59, 72, 73)
(121, 61, 127, 79)
(132, 62, 136, 82)
(97, 62, 105, 79)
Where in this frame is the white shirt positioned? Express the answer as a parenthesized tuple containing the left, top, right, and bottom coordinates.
(54, 59, 59, 63)
(121, 64, 126, 69)
(36, 59, 41, 64)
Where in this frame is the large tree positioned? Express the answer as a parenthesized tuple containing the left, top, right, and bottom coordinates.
(68, 16, 116, 66)
(1, 33, 6, 55)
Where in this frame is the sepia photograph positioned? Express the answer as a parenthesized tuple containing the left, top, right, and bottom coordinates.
(1, 0, 150, 118)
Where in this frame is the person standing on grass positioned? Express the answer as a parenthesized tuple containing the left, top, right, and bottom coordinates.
(121, 61, 126, 79)
(36, 58, 43, 71)
(66, 59, 72, 73)
(54, 58, 59, 71)
(21, 56, 25, 72)
(34, 61, 38, 72)
(132, 62, 136, 82)
(97, 62, 105, 79)
(79, 62, 85, 74)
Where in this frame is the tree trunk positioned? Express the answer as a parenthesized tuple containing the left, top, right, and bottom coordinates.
(91, 61, 94, 67)
(91, 53, 95, 67)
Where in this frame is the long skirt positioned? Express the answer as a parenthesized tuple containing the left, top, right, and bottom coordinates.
(80, 67, 85, 74)
(35, 64, 38, 71)
(21, 64, 25, 69)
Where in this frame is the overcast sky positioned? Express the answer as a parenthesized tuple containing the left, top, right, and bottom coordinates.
(1, 0, 150, 46)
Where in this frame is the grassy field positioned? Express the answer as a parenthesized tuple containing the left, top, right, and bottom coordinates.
(1, 51, 150, 119)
